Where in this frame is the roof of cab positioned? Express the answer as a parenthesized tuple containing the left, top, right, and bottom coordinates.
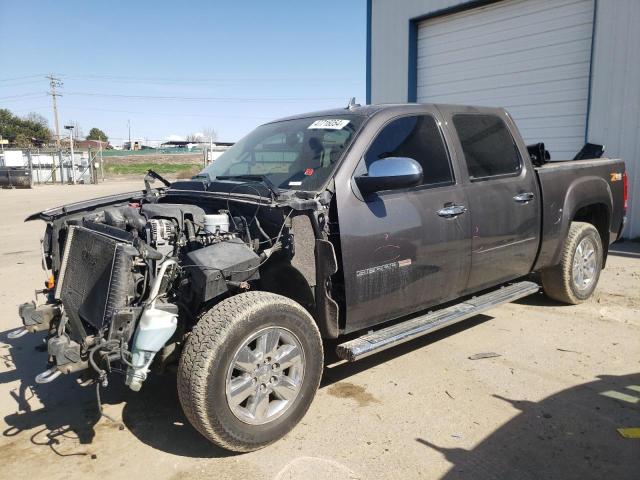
(266, 103, 504, 124)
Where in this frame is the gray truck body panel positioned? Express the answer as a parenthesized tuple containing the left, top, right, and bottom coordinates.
(327, 104, 624, 334)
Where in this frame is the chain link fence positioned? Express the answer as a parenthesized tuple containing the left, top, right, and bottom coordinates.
(0, 148, 103, 188)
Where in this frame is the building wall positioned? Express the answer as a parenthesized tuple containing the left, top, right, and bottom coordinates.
(586, 0, 640, 238)
(369, 0, 471, 104)
(369, 0, 640, 237)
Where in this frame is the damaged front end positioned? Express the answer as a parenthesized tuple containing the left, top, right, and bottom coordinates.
(17, 207, 187, 391)
(14, 175, 340, 400)
(14, 185, 269, 393)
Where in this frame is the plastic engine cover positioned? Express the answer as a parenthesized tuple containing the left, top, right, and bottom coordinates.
(184, 239, 260, 302)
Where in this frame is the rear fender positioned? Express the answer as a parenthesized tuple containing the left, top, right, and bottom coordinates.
(537, 176, 612, 269)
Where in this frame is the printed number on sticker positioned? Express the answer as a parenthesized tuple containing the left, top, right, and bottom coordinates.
(308, 119, 350, 130)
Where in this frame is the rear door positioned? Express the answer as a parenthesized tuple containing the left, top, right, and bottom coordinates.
(440, 107, 540, 292)
(335, 109, 472, 333)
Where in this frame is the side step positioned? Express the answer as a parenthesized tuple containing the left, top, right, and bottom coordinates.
(336, 281, 539, 362)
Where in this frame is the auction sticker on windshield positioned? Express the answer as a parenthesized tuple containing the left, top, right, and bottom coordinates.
(308, 119, 350, 130)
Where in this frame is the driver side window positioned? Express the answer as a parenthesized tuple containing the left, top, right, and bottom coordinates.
(364, 115, 454, 187)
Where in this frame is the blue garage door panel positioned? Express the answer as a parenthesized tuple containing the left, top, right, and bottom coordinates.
(417, 0, 594, 160)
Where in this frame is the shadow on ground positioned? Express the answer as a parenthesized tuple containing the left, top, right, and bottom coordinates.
(416, 372, 640, 480)
(1, 313, 495, 459)
(608, 239, 640, 259)
(4, 310, 637, 479)
(0, 328, 230, 459)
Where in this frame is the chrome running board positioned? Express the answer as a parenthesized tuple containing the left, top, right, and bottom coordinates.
(336, 281, 539, 362)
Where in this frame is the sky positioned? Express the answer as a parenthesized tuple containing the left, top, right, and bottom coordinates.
(0, 1, 366, 145)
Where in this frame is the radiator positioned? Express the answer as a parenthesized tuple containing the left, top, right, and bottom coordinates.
(55, 226, 134, 334)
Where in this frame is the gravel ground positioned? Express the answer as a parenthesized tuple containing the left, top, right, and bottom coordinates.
(0, 181, 638, 480)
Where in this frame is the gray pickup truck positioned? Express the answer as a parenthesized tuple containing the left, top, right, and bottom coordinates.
(14, 103, 626, 452)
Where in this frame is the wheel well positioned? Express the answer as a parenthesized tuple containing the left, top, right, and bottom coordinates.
(258, 260, 315, 314)
(573, 203, 609, 264)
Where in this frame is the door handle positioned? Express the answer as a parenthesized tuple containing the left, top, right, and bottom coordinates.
(513, 192, 535, 203)
(437, 205, 467, 218)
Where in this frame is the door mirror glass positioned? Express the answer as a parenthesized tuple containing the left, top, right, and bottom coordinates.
(355, 157, 423, 194)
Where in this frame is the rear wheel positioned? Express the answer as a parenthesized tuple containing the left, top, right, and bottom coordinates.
(177, 291, 323, 452)
(541, 221, 603, 304)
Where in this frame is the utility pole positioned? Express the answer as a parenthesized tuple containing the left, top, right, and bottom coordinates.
(127, 119, 131, 149)
(46, 75, 63, 148)
(99, 140, 104, 182)
(64, 125, 76, 184)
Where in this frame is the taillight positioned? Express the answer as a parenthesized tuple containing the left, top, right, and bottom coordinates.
(623, 171, 628, 211)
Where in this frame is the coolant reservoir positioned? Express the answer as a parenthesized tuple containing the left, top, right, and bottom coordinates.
(126, 304, 178, 391)
(204, 213, 230, 234)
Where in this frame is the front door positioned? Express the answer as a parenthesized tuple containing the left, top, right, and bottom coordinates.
(336, 111, 472, 334)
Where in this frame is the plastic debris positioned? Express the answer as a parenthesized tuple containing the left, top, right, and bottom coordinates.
(468, 352, 501, 360)
(617, 427, 640, 439)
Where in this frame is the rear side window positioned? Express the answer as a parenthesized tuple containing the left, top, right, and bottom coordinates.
(364, 115, 454, 187)
(452, 114, 521, 180)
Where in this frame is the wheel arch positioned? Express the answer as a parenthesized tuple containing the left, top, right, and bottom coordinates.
(539, 175, 613, 270)
(572, 202, 610, 266)
(259, 260, 315, 314)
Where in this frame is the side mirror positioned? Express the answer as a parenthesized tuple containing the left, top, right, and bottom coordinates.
(355, 157, 423, 195)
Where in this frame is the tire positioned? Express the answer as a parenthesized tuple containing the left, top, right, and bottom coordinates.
(541, 221, 603, 304)
(177, 291, 323, 452)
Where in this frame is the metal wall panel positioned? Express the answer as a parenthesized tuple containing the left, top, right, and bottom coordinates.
(370, 0, 469, 104)
(370, 0, 640, 237)
(416, 0, 594, 160)
(587, 0, 640, 237)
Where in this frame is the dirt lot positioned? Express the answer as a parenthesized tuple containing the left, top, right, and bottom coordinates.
(0, 181, 638, 480)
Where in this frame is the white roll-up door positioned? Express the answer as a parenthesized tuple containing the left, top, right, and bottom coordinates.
(417, 0, 594, 159)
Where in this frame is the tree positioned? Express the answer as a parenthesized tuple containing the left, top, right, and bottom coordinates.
(185, 128, 217, 144)
(87, 127, 109, 142)
(14, 133, 32, 148)
(201, 127, 218, 142)
(25, 112, 49, 126)
(0, 108, 52, 147)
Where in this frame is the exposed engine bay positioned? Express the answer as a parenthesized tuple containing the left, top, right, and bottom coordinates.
(16, 178, 339, 398)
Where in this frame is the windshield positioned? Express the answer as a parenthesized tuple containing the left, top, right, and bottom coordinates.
(200, 115, 364, 191)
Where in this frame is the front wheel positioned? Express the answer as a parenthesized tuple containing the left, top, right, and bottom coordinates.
(541, 221, 603, 304)
(177, 291, 323, 452)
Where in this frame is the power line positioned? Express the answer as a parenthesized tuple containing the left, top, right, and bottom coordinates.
(0, 79, 46, 88)
(64, 91, 345, 103)
(3, 103, 273, 120)
(0, 74, 44, 82)
(0, 92, 46, 100)
(60, 105, 273, 119)
(4, 106, 51, 112)
(58, 73, 364, 85)
(3, 90, 346, 104)
(3, 101, 273, 120)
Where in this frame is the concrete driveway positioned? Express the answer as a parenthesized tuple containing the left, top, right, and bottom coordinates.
(1, 181, 638, 479)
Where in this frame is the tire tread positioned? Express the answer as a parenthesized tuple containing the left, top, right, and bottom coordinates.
(541, 221, 602, 304)
(177, 291, 321, 452)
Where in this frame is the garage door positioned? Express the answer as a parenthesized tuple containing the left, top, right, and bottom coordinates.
(416, 0, 594, 160)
